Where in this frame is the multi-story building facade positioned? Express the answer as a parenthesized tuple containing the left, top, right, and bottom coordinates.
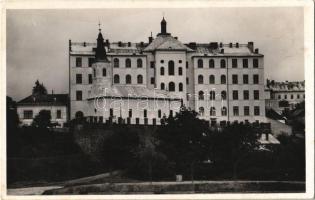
(69, 17, 266, 125)
(265, 80, 305, 113)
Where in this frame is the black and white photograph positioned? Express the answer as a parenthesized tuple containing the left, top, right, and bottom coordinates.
(2, 0, 314, 199)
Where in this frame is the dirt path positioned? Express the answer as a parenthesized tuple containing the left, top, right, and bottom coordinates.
(7, 186, 63, 195)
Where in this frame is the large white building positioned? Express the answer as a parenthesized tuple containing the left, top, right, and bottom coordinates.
(69, 17, 266, 125)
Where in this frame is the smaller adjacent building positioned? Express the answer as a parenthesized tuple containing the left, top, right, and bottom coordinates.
(265, 80, 305, 113)
(17, 93, 69, 127)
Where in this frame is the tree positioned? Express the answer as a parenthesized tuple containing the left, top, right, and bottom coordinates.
(32, 80, 47, 95)
(32, 110, 52, 128)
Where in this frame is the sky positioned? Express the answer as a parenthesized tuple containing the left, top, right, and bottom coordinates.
(6, 8, 304, 101)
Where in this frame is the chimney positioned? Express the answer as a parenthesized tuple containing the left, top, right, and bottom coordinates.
(209, 42, 218, 49)
(149, 36, 153, 43)
(229, 43, 232, 48)
(174, 36, 178, 40)
(236, 42, 239, 48)
(140, 41, 144, 47)
(254, 48, 259, 54)
(219, 42, 223, 48)
(221, 49, 224, 54)
(128, 42, 131, 47)
(83, 42, 86, 47)
(248, 42, 254, 52)
(188, 42, 196, 50)
(69, 39, 72, 51)
(118, 41, 122, 47)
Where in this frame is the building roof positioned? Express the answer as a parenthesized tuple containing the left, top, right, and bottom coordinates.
(88, 85, 181, 101)
(144, 35, 193, 52)
(17, 94, 69, 106)
(266, 81, 305, 92)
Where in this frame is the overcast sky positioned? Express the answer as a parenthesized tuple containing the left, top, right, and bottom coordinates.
(7, 8, 304, 101)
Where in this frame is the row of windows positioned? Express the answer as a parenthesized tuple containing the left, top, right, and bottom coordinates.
(113, 58, 143, 68)
(197, 90, 260, 100)
(76, 57, 95, 67)
(197, 74, 259, 84)
(113, 74, 144, 84)
(23, 110, 62, 119)
(160, 82, 184, 92)
(196, 58, 259, 68)
(198, 106, 261, 116)
(278, 93, 305, 100)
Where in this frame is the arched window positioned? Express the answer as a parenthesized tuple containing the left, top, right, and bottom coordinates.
(221, 107, 227, 116)
(210, 91, 215, 100)
(221, 91, 227, 100)
(169, 82, 175, 91)
(209, 75, 215, 84)
(198, 91, 204, 100)
(198, 75, 204, 84)
(199, 107, 205, 116)
(161, 83, 165, 90)
(102, 68, 106, 77)
(221, 75, 226, 84)
(137, 59, 143, 68)
(210, 107, 216, 116)
(114, 74, 120, 84)
(178, 67, 183, 75)
(137, 75, 143, 84)
(126, 74, 131, 84)
(179, 83, 183, 91)
(198, 59, 203, 68)
(160, 67, 165, 75)
(75, 111, 84, 119)
(209, 59, 215, 68)
(168, 61, 175, 75)
(220, 59, 226, 68)
(125, 58, 131, 68)
(114, 58, 119, 68)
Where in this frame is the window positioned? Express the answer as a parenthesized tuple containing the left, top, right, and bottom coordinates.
(169, 82, 175, 91)
(76, 57, 82, 67)
(210, 91, 215, 100)
(198, 91, 204, 100)
(170, 110, 173, 117)
(110, 108, 113, 117)
(88, 58, 95, 67)
(221, 107, 227, 116)
(129, 109, 132, 118)
(233, 90, 238, 100)
(158, 110, 162, 118)
(253, 74, 259, 84)
(161, 83, 165, 90)
(209, 59, 214, 68)
(186, 61, 188, 69)
(186, 77, 189, 84)
(221, 91, 227, 100)
(23, 110, 33, 119)
(151, 77, 155, 84)
(254, 106, 260, 116)
(254, 90, 259, 100)
(243, 74, 249, 84)
(278, 95, 281, 99)
(137, 59, 143, 68)
(253, 59, 259, 68)
(198, 59, 203, 68)
(198, 75, 204, 84)
(88, 74, 92, 84)
(243, 90, 249, 100)
(179, 60, 182, 63)
(93, 68, 96, 77)
(209, 75, 215, 84)
(57, 110, 62, 119)
(232, 74, 238, 84)
(210, 107, 216, 116)
(178, 67, 183, 75)
(144, 109, 147, 118)
(125, 58, 131, 68)
(244, 106, 250, 116)
(102, 68, 106, 77)
(126, 74, 132, 84)
(76, 90, 82, 101)
(179, 83, 183, 92)
(243, 59, 248, 68)
(160, 67, 165, 75)
(199, 107, 205, 116)
(160, 60, 164, 63)
(232, 59, 238, 68)
(137, 75, 143, 84)
(221, 75, 226, 84)
(220, 59, 226, 68)
(284, 94, 287, 99)
(114, 58, 119, 68)
(233, 106, 239, 116)
(168, 61, 175, 75)
(297, 94, 300, 99)
(76, 74, 82, 84)
(150, 61, 155, 68)
(291, 94, 294, 99)
(114, 74, 120, 84)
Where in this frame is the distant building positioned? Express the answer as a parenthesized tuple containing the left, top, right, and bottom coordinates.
(265, 80, 305, 113)
(17, 93, 69, 127)
(69, 17, 266, 125)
